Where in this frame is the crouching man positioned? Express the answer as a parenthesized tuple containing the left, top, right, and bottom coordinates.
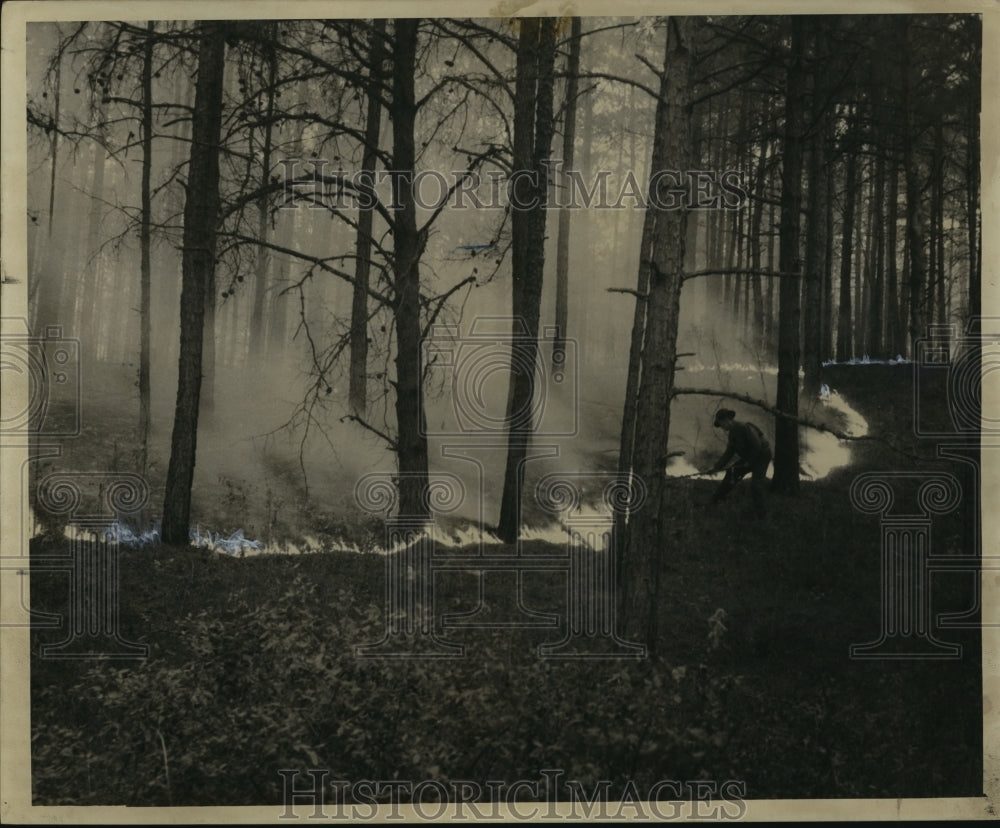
(706, 408, 772, 518)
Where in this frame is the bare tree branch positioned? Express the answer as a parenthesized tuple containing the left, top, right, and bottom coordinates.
(340, 414, 397, 450)
(607, 287, 648, 300)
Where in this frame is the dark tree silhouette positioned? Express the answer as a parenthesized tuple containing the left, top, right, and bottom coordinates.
(248, 22, 279, 363)
(496, 17, 558, 542)
(836, 107, 858, 363)
(771, 16, 805, 494)
(552, 16, 581, 371)
(619, 16, 695, 649)
(162, 22, 227, 545)
(349, 19, 386, 418)
(389, 17, 430, 519)
(138, 21, 154, 477)
(802, 20, 831, 396)
(900, 18, 928, 352)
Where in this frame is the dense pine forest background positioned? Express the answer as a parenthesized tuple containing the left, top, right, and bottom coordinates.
(20, 13, 984, 807)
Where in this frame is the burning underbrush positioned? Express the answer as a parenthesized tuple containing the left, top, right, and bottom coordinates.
(26, 361, 876, 560)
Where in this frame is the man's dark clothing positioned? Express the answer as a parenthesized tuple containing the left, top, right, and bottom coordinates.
(711, 422, 772, 516)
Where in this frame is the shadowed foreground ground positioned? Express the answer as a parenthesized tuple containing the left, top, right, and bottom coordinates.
(28, 364, 983, 804)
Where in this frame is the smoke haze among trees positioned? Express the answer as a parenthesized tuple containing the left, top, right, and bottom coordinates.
(23, 12, 981, 634)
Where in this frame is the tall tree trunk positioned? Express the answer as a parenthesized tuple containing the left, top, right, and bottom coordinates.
(201, 268, 216, 414)
(79, 122, 106, 359)
(269, 209, 292, 355)
(729, 94, 749, 325)
(748, 133, 766, 349)
(933, 117, 946, 326)
(47, 51, 61, 238)
(497, 18, 558, 542)
(926, 118, 939, 329)
(742, 240, 752, 338)
(869, 107, 886, 356)
(552, 17, 581, 370)
(580, 63, 594, 177)
(836, 114, 858, 362)
(709, 104, 729, 312)
(901, 19, 927, 353)
(802, 143, 827, 394)
(250, 23, 279, 363)
(157, 71, 192, 371)
(732, 203, 743, 322)
(34, 49, 64, 332)
(349, 20, 386, 417)
(886, 158, 901, 355)
(966, 25, 981, 321)
(138, 21, 154, 477)
(802, 30, 829, 396)
(862, 159, 876, 353)
(609, 86, 629, 275)
(821, 158, 835, 361)
(853, 169, 866, 356)
(613, 148, 661, 570)
(723, 207, 736, 317)
(686, 111, 702, 276)
(901, 214, 911, 355)
(764, 200, 776, 348)
(161, 22, 227, 545)
(625, 92, 640, 282)
(390, 18, 430, 519)
(619, 17, 694, 649)
(741, 129, 752, 340)
(771, 17, 806, 494)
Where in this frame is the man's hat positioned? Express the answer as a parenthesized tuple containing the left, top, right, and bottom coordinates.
(713, 408, 736, 427)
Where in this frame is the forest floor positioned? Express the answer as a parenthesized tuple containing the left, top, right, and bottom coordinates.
(27, 363, 984, 806)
